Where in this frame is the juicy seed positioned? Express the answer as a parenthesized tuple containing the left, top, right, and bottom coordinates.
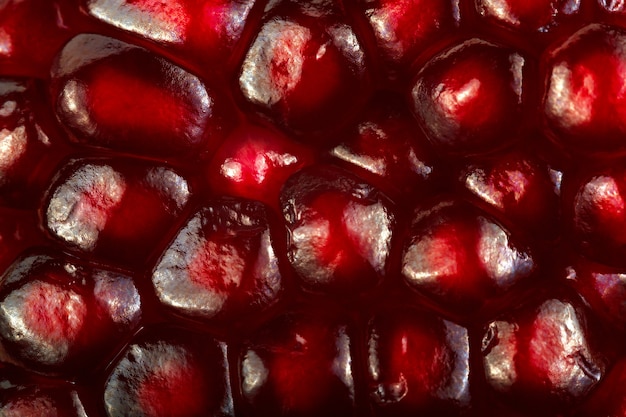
(410, 39, 528, 155)
(52, 34, 228, 157)
(240, 312, 355, 417)
(45, 160, 190, 266)
(570, 165, 626, 266)
(482, 296, 605, 412)
(358, 0, 460, 71)
(152, 199, 282, 322)
(367, 307, 470, 416)
(0, 253, 140, 375)
(84, 0, 256, 71)
(476, 0, 580, 32)
(330, 93, 437, 199)
(207, 123, 315, 208)
(544, 24, 626, 154)
(281, 165, 394, 295)
(238, 0, 371, 134)
(103, 329, 232, 417)
(401, 199, 536, 314)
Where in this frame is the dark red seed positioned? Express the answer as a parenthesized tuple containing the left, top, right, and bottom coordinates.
(357, 0, 460, 73)
(569, 163, 626, 267)
(410, 39, 528, 155)
(0, 0, 74, 78)
(151, 199, 282, 323)
(475, 0, 580, 33)
(481, 294, 605, 412)
(239, 311, 355, 417)
(330, 93, 438, 199)
(0, 252, 140, 375)
(51, 34, 231, 158)
(207, 123, 315, 209)
(543, 24, 626, 155)
(281, 165, 394, 295)
(366, 307, 470, 416)
(458, 149, 561, 238)
(238, 0, 372, 135)
(82, 0, 257, 72)
(103, 327, 232, 417)
(401, 199, 536, 315)
(44, 158, 190, 267)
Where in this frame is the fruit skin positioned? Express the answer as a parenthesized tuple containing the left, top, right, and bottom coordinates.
(4, 1, 626, 417)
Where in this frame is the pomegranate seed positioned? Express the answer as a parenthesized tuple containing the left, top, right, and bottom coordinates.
(458, 149, 561, 238)
(0, 252, 140, 375)
(568, 163, 626, 266)
(51, 34, 231, 158)
(151, 199, 282, 323)
(103, 327, 232, 417)
(281, 165, 394, 295)
(82, 0, 257, 73)
(357, 0, 460, 73)
(239, 311, 355, 416)
(568, 258, 626, 329)
(0, 387, 86, 417)
(410, 39, 529, 155)
(366, 307, 470, 416)
(481, 294, 605, 413)
(0, 78, 66, 207)
(0, 0, 73, 78)
(401, 199, 536, 315)
(238, 0, 372, 135)
(543, 24, 626, 155)
(475, 0, 580, 33)
(207, 123, 315, 209)
(330, 93, 438, 199)
(44, 159, 190, 266)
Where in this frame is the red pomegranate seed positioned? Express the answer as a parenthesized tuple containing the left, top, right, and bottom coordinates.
(475, 0, 580, 32)
(51, 34, 231, 158)
(82, 0, 257, 72)
(0, 78, 67, 207)
(0, 0, 73, 78)
(543, 24, 626, 155)
(0, 252, 140, 375)
(356, 0, 460, 72)
(568, 257, 626, 329)
(103, 328, 232, 417)
(207, 123, 315, 208)
(401, 199, 536, 314)
(366, 307, 470, 416)
(481, 294, 605, 413)
(0, 387, 86, 417)
(239, 311, 355, 417)
(44, 159, 190, 267)
(568, 163, 626, 267)
(330, 93, 438, 199)
(458, 149, 561, 238)
(238, 0, 372, 135)
(151, 199, 282, 323)
(410, 39, 528, 155)
(281, 165, 394, 295)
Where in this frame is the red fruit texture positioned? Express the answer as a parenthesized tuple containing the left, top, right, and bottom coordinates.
(2, 1, 626, 417)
